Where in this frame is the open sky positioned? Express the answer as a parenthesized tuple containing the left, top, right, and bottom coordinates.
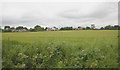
(2, 2, 118, 29)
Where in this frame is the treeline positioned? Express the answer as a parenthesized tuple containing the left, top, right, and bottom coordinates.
(2, 25, 45, 32)
(60, 27, 73, 30)
(59, 25, 120, 30)
(100, 25, 120, 30)
(1, 25, 120, 32)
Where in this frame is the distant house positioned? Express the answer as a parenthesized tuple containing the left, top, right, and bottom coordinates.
(46, 27, 59, 31)
(11, 29, 18, 32)
(73, 28, 78, 30)
(11, 29, 27, 32)
(73, 27, 85, 30)
(78, 27, 85, 30)
(52, 27, 59, 31)
(46, 28, 52, 31)
(18, 29, 27, 32)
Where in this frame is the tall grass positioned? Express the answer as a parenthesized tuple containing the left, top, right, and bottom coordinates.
(2, 30, 119, 68)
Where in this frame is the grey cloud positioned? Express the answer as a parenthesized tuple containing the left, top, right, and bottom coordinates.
(2, 2, 118, 28)
(60, 5, 116, 20)
(58, 2, 117, 28)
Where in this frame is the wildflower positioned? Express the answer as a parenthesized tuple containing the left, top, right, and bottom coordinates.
(95, 60, 98, 63)
(81, 57, 84, 60)
(36, 48, 38, 50)
(26, 56, 29, 58)
(48, 47, 51, 49)
(81, 50, 84, 52)
(22, 54, 27, 58)
(44, 56, 47, 58)
(50, 55, 52, 58)
(75, 58, 77, 60)
(94, 63, 97, 67)
(101, 56, 104, 58)
(35, 56, 37, 58)
(50, 52, 53, 54)
(90, 64, 93, 68)
(18, 53, 22, 56)
(22, 64, 26, 67)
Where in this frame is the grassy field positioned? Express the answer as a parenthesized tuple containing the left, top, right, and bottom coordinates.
(2, 30, 119, 68)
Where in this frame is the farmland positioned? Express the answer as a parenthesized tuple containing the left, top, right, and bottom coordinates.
(2, 30, 119, 68)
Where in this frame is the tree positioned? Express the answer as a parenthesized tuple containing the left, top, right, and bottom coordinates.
(45, 27, 48, 30)
(113, 25, 119, 30)
(91, 24, 95, 29)
(86, 27, 90, 30)
(29, 28, 35, 32)
(3, 26, 12, 32)
(16, 26, 24, 30)
(11, 27, 15, 29)
(60, 27, 72, 30)
(34, 25, 44, 31)
(100, 27, 104, 30)
(23, 27, 28, 30)
(4, 26, 10, 30)
(78, 26, 81, 28)
(104, 25, 113, 30)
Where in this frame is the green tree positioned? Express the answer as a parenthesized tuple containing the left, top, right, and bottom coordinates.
(3, 26, 12, 32)
(86, 27, 91, 30)
(78, 26, 81, 28)
(113, 25, 119, 30)
(16, 26, 24, 30)
(11, 27, 15, 29)
(45, 27, 48, 30)
(91, 24, 95, 29)
(105, 25, 113, 30)
(4, 26, 10, 30)
(100, 27, 104, 30)
(23, 27, 28, 30)
(29, 28, 35, 32)
(34, 25, 44, 31)
(60, 27, 72, 30)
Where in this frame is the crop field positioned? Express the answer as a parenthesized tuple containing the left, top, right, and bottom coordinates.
(2, 30, 119, 68)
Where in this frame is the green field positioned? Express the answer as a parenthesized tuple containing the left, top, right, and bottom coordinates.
(2, 30, 119, 68)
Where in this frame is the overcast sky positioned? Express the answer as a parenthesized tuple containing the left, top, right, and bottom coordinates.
(2, 2, 118, 28)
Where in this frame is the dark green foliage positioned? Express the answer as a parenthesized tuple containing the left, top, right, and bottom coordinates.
(2, 39, 118, 68)
(4, 26, 10, 30)
(100, 27, 104, 30)
(10, 27, 15, 29)
(60, 27, 73, 30)
(104, 25, 120, 30)
(16, 26, 24, 30)
(86, 27, 91, 30)
(34, 25, 45, 31)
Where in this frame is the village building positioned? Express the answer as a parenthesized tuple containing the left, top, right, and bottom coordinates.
(11, 29, 27, 32)
(73, 27, 85, 30)
(78, 27, 85, 30)
(18, 29, 27, 32)
(11, 29, 18, 32)
(46, 28, 52, 31)
(52, 27, 59, 31)
(46, 27, 59, 31)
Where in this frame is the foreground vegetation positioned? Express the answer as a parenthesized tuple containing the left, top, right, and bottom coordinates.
(2, 30, 119, 68)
